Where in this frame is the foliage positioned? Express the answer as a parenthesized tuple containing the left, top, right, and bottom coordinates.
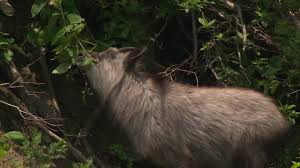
(0, 33, 25, 63)
(280, 104, 300, 125)
(93, 0, 148, 48)
(0, 138, 10, 159)
(0, 130, 67, 168)
(72, 159, 93, 168)
(178, 0, 214, 12)
(291, 161, 300, 168)
(108, 144, 136, 168)
(27, 0, 88, 74)
(0, 0, 299, 167)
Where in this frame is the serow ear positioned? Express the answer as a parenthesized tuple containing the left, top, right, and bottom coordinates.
(119, 47, 147, 63)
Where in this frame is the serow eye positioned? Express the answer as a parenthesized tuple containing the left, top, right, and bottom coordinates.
(99, 51, 110, 59)
(104, 51, 110, 56)
(106, 51, 117, 59)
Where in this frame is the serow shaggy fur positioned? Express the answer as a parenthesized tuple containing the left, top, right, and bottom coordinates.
(77, 47, 289, 168)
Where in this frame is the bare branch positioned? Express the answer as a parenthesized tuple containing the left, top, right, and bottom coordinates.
(27, 56, 42, 67)
(191, 12, 198, 65)
(158, 64, 199, 87)
(218, 0, 235, 8)
(146, 17, 169, 49)
(0, 98, 103, 168)
(38, 48, 61, 116)
(289, 10, 300, 31)
(236, 5, 247, 52)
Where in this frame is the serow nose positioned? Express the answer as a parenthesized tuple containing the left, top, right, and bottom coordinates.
(78, 51, 84, 57)
(76, 52, 86, 65)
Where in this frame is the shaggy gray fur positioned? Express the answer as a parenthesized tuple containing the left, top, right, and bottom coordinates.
(82, 47, 289, 168)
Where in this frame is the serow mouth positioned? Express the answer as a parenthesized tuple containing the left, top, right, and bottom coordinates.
(76, 51, 96, 70)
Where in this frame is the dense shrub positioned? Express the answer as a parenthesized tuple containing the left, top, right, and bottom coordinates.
(0, 0, 299, 167)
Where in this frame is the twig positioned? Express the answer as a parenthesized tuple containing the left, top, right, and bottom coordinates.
(158, 64, 199, 87)
(0, 100, 61, 128)
(207, 57, 225, 86)
(145, 17, 168, 49)
(218, 0, 235, 8)
(0, 98, 99, 168)
(234, 11, 251, 85)
(178, 68, 199, 87)
(191, 12, 198, 65)
(236, 5, 247, 52)
(288, 89, 300, 96)
(0, 99, 26, 119)
(249, 26, 275, 45)
(9, 61, 23, 82)
(176, 15, 193, 44)
(0, 83, 10, 86)
(5, 81, 46, 88)
(27, 56, 42, 67)
(218, 0, 247, 51)
(38, 48, 61, 116)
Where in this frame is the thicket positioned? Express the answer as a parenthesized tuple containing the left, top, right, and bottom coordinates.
(0, 0, 299, 167)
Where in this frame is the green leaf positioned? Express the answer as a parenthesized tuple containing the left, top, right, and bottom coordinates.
(270, 80, 279, 95)
(71, 23, 85, 32)
(3, 131, 26, 144)
(83, 58, 94, 66)
(32, 131, 42, 145)
(0, 37, 14, 46)
(287, 105, 296, 110)
(51, 25, 74, 45)
(206, 19, 216, 27)
(198, 18, 207, 26)
(67, 14, 85, 24)
(0, 32, 9, 36)
(31, 0, 48, 17)
(215, 33, 224, 40)
(0, 41, 9, 46)
(4, 49, 13, 62)
(0, 140, 10, 159)
(198, 18, 215, 28)
(0, 148, 8, 159)
(237, 32, 243, 39)
(52, 63, 72, 74)
(1, 143, 10, 151)
(291, 161, 300, 168)
(200, 41, 213, 50)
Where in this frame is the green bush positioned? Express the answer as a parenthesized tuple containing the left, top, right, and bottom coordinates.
(0, 0, 299, 167)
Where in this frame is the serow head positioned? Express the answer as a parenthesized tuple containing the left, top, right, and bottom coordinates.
(76, 47, 146, 72)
